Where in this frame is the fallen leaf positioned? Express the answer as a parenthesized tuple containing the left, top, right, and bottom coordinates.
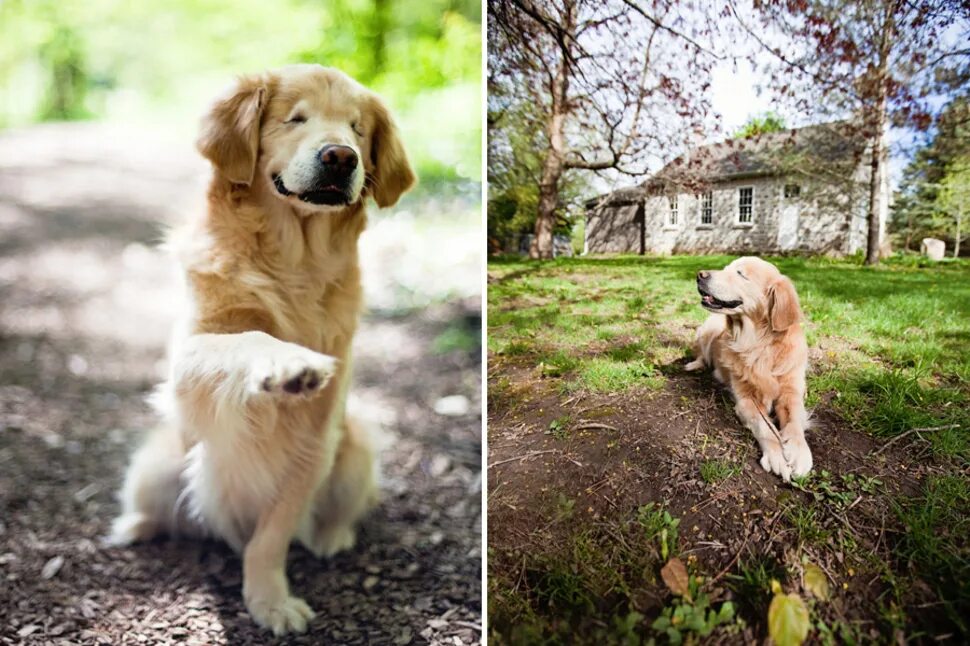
(41, 555, 64, 579)
(660, 557, 691, 601)
(803, 563, 830, 600)
(768, 590, 810, 646)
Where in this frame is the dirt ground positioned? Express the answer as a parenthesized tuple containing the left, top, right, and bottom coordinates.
(0, 122, 482, 645)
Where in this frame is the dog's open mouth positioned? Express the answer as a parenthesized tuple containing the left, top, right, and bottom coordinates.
(698, 286, 742, 310)
(273, 175, 350, 206)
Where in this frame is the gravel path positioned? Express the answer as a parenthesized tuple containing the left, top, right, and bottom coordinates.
(0, 123, 482, 645)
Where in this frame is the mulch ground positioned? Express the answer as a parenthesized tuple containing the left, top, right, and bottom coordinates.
(0, 122, 482, 645)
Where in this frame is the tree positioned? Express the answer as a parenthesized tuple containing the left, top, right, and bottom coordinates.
(732, 111, 787, 139)
(488, 0, 719, 259)
(732, 0, 970, 265)
(938, 158, 969, 256)
(892, 93, 970, 254)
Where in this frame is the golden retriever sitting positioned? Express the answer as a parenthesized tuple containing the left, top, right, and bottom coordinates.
(109, 65, 415, 635)
(686, 257, 811, 481)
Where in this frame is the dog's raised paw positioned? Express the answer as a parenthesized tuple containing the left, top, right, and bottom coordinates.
(250, 350, 337, 398)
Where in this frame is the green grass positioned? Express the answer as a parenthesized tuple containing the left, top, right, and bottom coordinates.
(893, 475, 970, 633)
(489, 254, 970, 454)
(699, 458, 743, 484)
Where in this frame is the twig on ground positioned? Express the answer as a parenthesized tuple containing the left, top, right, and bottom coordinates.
(574, 422, 620, 432)
(488, 449, 557, 468)
(705, 531, 751, 589)
(870, 424, 960, 456)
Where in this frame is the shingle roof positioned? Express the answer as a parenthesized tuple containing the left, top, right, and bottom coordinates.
(587, 120, 866, 208)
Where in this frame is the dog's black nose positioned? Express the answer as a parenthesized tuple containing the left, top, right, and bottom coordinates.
(697, 271, 710, 281)
(319, 145, 358, 172)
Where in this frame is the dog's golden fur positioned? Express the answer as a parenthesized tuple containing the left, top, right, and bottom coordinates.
(110, 65, 414, 635)
(686, 257, 812, 481)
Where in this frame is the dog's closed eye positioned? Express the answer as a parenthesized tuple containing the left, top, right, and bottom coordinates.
(286, 113, 307, 124)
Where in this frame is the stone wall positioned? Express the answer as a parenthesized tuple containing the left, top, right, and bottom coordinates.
(586, 174, 869, 256)
(586, 203, 641, 253)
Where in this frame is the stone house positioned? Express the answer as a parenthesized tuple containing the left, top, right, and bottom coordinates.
(584, 121, 889, 256)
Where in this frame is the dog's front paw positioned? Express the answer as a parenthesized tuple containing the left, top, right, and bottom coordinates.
(246, 593, 315, 636)
(759, 443, 793, 482)
(249, 348, 337, 398)
(685, 358, 705, 372)
(782, 438, 813, 477)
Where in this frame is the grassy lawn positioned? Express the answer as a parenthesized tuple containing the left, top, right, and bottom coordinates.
(487, 254, 970, 643)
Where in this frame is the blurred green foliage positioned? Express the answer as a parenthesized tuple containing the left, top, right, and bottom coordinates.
(0, 0, 481, 184)
(732, 111, 788, 139)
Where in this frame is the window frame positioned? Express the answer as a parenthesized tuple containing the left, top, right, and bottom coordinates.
(666, 194, 679, 228)
(697, 191, 713, 228)
(736, 186, 755, 226)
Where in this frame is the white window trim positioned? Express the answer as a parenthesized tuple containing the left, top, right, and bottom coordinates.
(664, 195, 680, 230)
(697, 191, 714, 229)
(736, 185, 755, 227)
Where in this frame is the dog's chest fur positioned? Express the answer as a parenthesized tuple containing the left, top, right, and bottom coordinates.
(168, 198, 367, 547)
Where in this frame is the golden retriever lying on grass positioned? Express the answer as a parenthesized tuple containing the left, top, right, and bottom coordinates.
(686, 257, 811, 481)
(109, 65, 415, 635)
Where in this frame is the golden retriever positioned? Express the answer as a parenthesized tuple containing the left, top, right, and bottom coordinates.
(685, 257, 811, 481)
(109, 64, 415, 635)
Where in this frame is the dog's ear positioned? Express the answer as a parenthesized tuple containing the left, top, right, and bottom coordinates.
(367, 96, 416, 208)
(196, 75, 267, 185)
(768, 275, 802, 332)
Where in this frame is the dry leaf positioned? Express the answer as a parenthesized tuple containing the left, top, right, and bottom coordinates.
(660, 557, 691, 601)
(41, 555, 64, 579)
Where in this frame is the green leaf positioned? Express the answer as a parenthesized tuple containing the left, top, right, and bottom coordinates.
(651, 615, 671, 632)
(768, 591, 811, 646)
(803, 563, 830, 601)
(717, 601, 735, 622)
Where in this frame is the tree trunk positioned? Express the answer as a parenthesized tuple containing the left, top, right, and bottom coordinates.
(864, 110, 887, 266)
(531, 44, 570, 260)
(864, 4, 895, 266)
(532, 157, 561, 259)
(529, 1, 578, 260)
(956, 203, 963, 258)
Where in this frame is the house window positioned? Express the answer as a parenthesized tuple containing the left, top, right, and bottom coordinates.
(738, 187, 754, 224)
(668, 195, 678, 226)
(784, 184, 801, 198)
(699, 191, 713, 225)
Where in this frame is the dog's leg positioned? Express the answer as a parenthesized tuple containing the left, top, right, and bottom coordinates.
(297, 416, 380, 558)
(734, 396, 792, 482)
(241, 375, 347, 636)
(166, 331, 340, 635)
(174, 331, 338, 405)
(110, 331, 337, 547)
(686, 314, 725, 372)
(775, 388, 812, 477)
